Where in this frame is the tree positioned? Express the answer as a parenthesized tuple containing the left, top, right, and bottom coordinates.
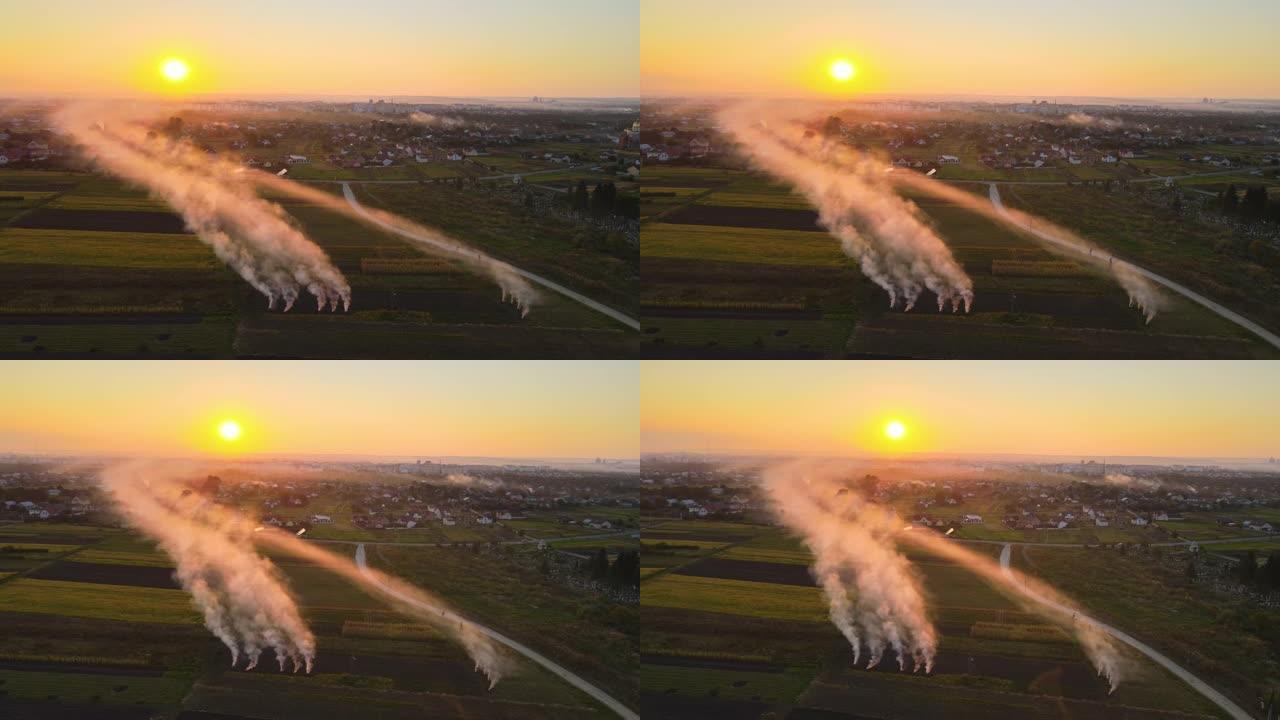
(589, 548, 609, 581)
(1185, 557, 1197, 580)
(572, 180, 590, 213)
(1264, 551, 1280, 590)
(1242, 185, 1269, 220)
(1240, 550, 1258, 585)
(1222, 184, 1239, 215)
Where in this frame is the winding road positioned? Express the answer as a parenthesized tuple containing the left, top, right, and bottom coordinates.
(340, 182, 640, 330)
(998, 543, 1252, 720)
(353, 543, 639, 720)
(988, 183, 1280, 351)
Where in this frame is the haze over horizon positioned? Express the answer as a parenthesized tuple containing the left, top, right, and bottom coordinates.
(0, 0, 639, 99)
(642, 0, 1280, 100)
(1, 361, 639, 459)
(642, 361, 1280, 460)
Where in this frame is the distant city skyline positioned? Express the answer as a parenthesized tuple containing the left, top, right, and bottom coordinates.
(0, 0, 638, 98)
(642, 0, 1280, 99)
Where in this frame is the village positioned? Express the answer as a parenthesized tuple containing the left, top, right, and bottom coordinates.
(637, 455, 1280, 546)
(638, 100, 1280, 177)
(0, 458, 641, 543)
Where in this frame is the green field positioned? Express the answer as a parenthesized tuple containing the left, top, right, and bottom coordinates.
(0, 163, 636, 358)
(641, 519, 1232, 719)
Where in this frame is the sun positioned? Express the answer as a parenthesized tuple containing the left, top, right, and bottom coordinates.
(161, 58, 190, 83)
(884, 420, 907, 441)
(217, 419, 242, 442)
(829, 59, 856, 83)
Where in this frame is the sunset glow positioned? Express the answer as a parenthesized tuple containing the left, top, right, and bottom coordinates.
(641, 0, 1280, 98)
(217, 419, 241, 442)
(0, 362, 638, 459)
(160, 57, 189, 83)
(884, 419, 906, 441)
(642, 362, 1280, 458)
(0, 1, 638, 97)
(829, 59, 855, 83)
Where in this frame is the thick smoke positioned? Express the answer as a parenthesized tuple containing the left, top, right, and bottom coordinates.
(719, 104, 973, 312)
(52, 103, 350, 312)
(1066, 113, 1125, 130)
(409, 112, 467, 130)
(99, 461, 316, 672)
(761, 462, 937, 671)
(803, 139, 1164, 320)
(1104, 473, 1163, 490)
(247, 173, 539, 315)
(882, 170, 1162, 320)
(761, 461, 1126, 690)
(254, 529, 510, 687)
(99, 461, 509, 685)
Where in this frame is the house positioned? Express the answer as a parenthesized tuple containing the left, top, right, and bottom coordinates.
(1131, 517, 1148, 526)
(0, 155, 8, 166)
(1101, 155, 1117, 164)
(1095, 517, 1109, 527)
(447, 151, 464, 161)
(312, 514, 333, 524)
(938, 154, 960, 164)
(962, 514, 983, 524)
(286, 154, 309, 164)
(496, 511, 513, 521)
(477, 516, 493, 525)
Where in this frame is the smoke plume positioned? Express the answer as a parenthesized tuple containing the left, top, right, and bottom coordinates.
(882, 169, 1163, 320)
(761, 462, 937, 671)
(798, 135, 1163, 320)
(52, 103, 350, 312)
(99, 460, 316, 672)
(1104, 473, 1163, 490)
(761, 461, 1126, 690)
(409, 112, 467, 130)
(254, 529, 511, 686)
(718, 103, 973, 312)
(98, 461, 509, 685)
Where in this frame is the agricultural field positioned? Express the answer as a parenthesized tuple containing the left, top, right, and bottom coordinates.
(639, 165, 1279, 359)
(0, 521, 633, 720)
(640, 519, 1232, 719)
(0, 165, 636, 358)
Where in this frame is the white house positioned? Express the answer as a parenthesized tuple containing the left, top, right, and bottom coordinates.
(1095, 517, 1110, 527)
(447, 151, 464, 161)
(0, 155, 8, 166)
(477, 516, 494, 525)
(962, 514, 983, 524)
(286, 154, 309, 164)
(938, 154, 960, 164)
(1101, 155, 1118, 164)
(312, 514, 333, 524)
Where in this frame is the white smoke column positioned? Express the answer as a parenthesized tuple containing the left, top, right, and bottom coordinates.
(806, 141, 1164, 320)
(50, 102, 350, 312)
(98, 461, 510, 686)
(254, 529, 511, 687)
(72, 104, 538, 315)
(1104, 473, 1162, 490)
(99, 460, 316, 672)
(718, 103, 973, 312)
(246, 173, 540, 315)
(760, 461, 1127, 690)
(761, 461, 937, 672)
(1066, 113, 1124, 130)
(409, 112, 467, 130)
(894, 529, 1126, 692)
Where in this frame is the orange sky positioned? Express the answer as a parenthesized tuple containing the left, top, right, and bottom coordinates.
(0, 0, 638, 98)
(642, 0, 1280, 99)
(0, 361, 638, 459)
(642, 362, 1280, 459)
